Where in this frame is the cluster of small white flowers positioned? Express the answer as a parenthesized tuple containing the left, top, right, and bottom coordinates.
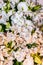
(0, 0, 43, 65)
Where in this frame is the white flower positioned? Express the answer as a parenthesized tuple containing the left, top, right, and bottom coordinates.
(10, 0, 19, 9)
(13, 51, 26, 62)
(11, 12, 24, 26)
(0, 61, 3, 65)
(25, 20, 34, 31)
(17, 2, 28, 11)
(0, 18, 6, 24)
(10, 0, 15, 5)
(0, 11, 8, 24)
(33, 15, 39, 22)
(7, 32, 15, 42)
(25, 20, 33, 26)
(0, 46, 5, 50)
(0, 0, 4, 8)
(0, 34, 4, 45)
(0, 50, 4, 61)
(23, 57, 34, 65)
(10, 0, 15, 8)
(10, 0, 19, 4)
(14, 0, 20, 3)
(26, 0, 30, 5)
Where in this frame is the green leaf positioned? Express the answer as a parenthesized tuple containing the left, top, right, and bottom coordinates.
(28, 6, 32, 10)
(32, 43, 38, 47)
(28, 5, 41, 12)
(3, 0, 11, 13)
(26, 15, 32, 21)
(6, 22, 10, 29)
(39, 25, 43, 32)
(14, 4, 18, 12)
(6, 41, 12, 48)
(31, 28, 36, 35)
(31, 5, 41, 12)
(20, 0, 25, 2)
(26, 43, 38, 49)
(34, 56, 42, 64)
(0, 24, 6, 32)
(31, 53, 42, 64)
(3, 0, 9, 3)
(13, 59, 23, 65)
(14, 47, 19, 52)
(9, 16, 12, 26)
(0, 25, 2, 32)
(26, 44, 32, 49)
